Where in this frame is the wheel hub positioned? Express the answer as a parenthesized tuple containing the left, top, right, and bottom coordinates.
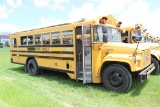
(108, 72, 123, 87)
(29, 64, 34, 73)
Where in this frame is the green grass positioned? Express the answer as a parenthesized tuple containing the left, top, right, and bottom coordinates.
(0, 48, 160, 107)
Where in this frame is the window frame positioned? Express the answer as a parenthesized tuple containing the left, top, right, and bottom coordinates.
(62, 30, 73, 44)
(34, 34, 41, 45)
(20, 36, 27, 45)
(51, 31, 61, 45)
(42, 33, 51, 45)
(12, 38, 17, 46)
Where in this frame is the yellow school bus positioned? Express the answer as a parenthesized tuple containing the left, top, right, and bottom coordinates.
(121, 25, 160, 75)
(10, 15, 155, 93)
(146, 35, 155, 43)
(147, 36, 159, 43)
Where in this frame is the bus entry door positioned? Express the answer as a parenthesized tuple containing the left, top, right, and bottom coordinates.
(75, 25, 92, 83)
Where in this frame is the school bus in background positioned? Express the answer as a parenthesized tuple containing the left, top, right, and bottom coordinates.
(154, 37, 160, 43)
(147, 36, 160, 43)
(121, 25, 160, 75)
(10, 15, 155, 93)
(154, 37, 160, 44)
(146, 35, 155, 43)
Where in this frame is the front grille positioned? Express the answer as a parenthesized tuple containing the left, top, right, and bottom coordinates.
(142, 49, 151, 68)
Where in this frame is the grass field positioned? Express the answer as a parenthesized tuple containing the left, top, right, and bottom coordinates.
(0, 48, 160, 107)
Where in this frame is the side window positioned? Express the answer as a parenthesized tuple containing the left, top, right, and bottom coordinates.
(52, 31, 60, 44)
(28, 35, 33, 45)
(93, 26, 103, 42)
(84, 26, 91, 44)
(12, 38, 16, 46)
(121, 31, 128, 43)
(35, 34, 41, 45)
(62, 30, 73, 44)
(21, 36, 27, 45)
(42, 33, 50, 45)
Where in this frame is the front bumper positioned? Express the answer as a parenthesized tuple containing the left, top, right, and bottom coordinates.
(138, 63, 155, 82)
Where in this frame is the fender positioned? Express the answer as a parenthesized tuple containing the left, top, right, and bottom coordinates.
(97, 55, 134, 77)
(151, 50, 160, 60)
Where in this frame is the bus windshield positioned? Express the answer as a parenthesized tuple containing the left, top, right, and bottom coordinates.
(107, 28, 122, 42)
(93, 26, 122, 42)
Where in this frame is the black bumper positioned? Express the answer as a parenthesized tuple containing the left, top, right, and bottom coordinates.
(138, 63, 155, 82)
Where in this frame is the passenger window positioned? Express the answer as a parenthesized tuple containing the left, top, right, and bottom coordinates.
(28, 35, 33, 45)
(21, 36, 27, 45)
(62, 30, 73, 44)
(42, 33, 50, 45)
(12, 38, 16, 46)
(93, 26, 102, 42)
(35, 34, 41, 45)
(52, 31, 60, 44)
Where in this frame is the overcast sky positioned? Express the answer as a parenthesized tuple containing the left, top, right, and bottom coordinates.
(0, 0, 160, 37)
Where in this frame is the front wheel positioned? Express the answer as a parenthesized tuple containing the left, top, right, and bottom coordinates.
(27, 59, 39, 76)
(102, 64, 132, 93)
(151, 58, 159, 75)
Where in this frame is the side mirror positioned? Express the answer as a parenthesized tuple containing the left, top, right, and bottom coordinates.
(132, 36, 142, 42)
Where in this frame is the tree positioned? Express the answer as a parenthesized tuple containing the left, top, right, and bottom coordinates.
(4, 41, 9, 47)
(0, 42, 3, 48)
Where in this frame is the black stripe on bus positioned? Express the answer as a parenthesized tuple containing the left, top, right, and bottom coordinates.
(18, 44, 74, 48)
(10, 60, 74, 74)
(19, 54, 74, 60)
(50, 44, 73, 47)
(18, 45, 39, 47)
(10, 59, 74, 74)
(10, 50, 74, 54)
(11, 50, 17, 52)
(39, 66, 74, 74)
(12, 54, 17, 56)
(22, 51, 74, 54)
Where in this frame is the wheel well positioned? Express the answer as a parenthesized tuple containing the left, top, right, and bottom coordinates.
(151, 54, 158, 60)
(26, 57, 36, 66)
(100, 61, 131, 77)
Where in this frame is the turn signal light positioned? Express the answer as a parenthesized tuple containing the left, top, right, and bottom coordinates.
(98, 45, 102, 50)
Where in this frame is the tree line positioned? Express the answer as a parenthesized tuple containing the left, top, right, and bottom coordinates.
(0, 41, 9, 48)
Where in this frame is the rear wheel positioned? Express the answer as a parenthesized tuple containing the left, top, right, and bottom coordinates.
(27, 59, 39, 76)
(102, 64, 132, 93)
(151, 58, 159, 75)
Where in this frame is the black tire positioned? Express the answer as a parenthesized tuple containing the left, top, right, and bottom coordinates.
(102, 64, 132, 93)
(27, 59, 39, 76)
(151, 58, 159, 75)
